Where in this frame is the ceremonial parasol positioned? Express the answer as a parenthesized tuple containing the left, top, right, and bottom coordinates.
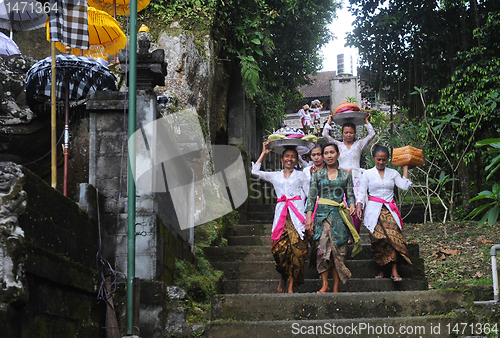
(0, 0, 47, 38)
(87, 0, 150, 16)
(25, 54, 117, 195)
(0, 31, 20, 55)
(25, 54, 117, 105)
(45, 6, 126, 58)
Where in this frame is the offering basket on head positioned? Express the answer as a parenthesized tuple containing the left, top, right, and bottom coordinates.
(266, 127, 317, 155)
(331, 100, 369, 126)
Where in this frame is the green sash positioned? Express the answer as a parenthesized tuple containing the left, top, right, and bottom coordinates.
(318, 198, 361, 257)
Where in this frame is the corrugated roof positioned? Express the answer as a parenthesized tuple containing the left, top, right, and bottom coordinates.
(299, 71, 336, 99)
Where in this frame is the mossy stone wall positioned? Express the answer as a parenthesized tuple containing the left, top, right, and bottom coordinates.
(1, 167, 106, 337)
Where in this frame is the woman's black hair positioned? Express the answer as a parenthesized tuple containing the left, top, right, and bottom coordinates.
(281, 146, 299, 158)
(372, 144, 390, 158)
(342, 122, 356, 132)
(341, 122, 357, 141)
(310, 144, 322, 153)
(322, 143, 339, 156)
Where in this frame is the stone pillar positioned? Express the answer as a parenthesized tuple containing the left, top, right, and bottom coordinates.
(330, 75, 362, 108)
(227, 71, 257, 161)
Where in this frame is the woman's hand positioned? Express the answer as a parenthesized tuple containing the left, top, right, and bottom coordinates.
(364, 113, 372, 125)
(327, 114, 332, 124)
(262, 140, 272, 155)
(356, 202, 363, 220)
(256, 141, 272, 164)
(349, 204, 356, 217)
(305, 212, 313, 232)
(402, 165, 409, 179)
(311, 165, 320, 173)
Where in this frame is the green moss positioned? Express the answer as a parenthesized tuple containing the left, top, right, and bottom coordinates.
(174, 211, 239, 323)
(136, 0, 213, 54)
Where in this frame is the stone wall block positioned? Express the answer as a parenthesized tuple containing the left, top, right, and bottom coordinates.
(96, 155, 125, 179)
(98, 135, 128, 155)
(95, 177, 127, 201)
(136, 197, 154, 214)
(102, 195, 127, 214)
(136, 244, 156, 280)
(95, 113, 128, 132)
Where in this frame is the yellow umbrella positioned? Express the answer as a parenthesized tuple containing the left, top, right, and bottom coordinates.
(87, 0, 150, 16)
(45, 7, 126, 57)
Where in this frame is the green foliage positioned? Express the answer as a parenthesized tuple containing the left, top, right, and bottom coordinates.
(474, 138, 500, 181)
(174, 211, 239, 305)
(212, 0, 339, 130)
(174, 252, 222, 303)
(466, 138, 500, 226)
(467, 183, 500, 226)
(347, 0, 493, 117)
(195, 210, 239, 248)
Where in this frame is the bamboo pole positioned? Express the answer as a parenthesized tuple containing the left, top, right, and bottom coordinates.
(51, 41, 57, 188)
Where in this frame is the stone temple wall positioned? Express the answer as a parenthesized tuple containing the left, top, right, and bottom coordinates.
(0, 162, 104, 337)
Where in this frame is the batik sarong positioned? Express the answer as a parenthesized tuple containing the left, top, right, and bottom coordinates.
(370, 206, 412, 267)
(271, 215, 307, 286)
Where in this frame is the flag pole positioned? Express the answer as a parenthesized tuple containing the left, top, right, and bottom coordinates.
(51, 41, 57, 189)
(127, 0, 138, 334)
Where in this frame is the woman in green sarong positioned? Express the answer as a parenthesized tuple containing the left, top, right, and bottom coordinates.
(305, 143, 360, 293)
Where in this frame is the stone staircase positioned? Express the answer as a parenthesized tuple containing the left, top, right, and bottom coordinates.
(204, 204, 470, 337)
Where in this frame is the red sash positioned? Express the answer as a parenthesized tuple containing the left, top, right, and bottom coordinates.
(369, 196, 403, 229)
(272, 195, 306, 240)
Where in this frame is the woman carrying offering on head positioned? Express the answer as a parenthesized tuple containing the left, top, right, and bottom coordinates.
(251, 141, 310, 293)
(323, 112, 375, 234)
(356, 145, 412, 282)
(305, 143, 360, 293)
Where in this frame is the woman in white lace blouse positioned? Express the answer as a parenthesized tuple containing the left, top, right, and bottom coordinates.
(356, 145, 412, 282)
(251, 141, 310, 293)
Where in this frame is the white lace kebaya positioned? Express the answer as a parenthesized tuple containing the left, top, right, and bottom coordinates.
(356, 167, 412, 233)
(251, 162, 310, 239)
(322, 122, 376, 172)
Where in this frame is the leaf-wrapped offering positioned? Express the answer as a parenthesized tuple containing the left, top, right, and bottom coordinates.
(392, 145, 424, 167)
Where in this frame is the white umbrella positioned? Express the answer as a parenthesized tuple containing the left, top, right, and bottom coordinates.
(0, 0, 47, 38)
(0, 31, 20, 55)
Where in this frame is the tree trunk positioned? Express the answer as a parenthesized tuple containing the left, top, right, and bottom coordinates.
(470, 0, 481, 48)
(458, 160, 471, 215)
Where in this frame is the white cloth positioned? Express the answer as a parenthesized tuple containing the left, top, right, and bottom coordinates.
(357, 167, 412, 233)
(302, 112, 312, 126)
(311, 108, 321, 120)
(302, 164, 316, 181)
(251, 162, 309, 239)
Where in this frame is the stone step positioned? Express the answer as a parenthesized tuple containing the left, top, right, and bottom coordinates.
(212, 258, 425, 280)
(246, 204, 276, 213)
(205, 316, 467, 338)
(227, 233, 372, 246)
(231, 224, 272, 236)
(211, 290, 464, 321)
(221, 278, 428, 294)
(240, 211, 276, 223)
(204, 243, 421, 262)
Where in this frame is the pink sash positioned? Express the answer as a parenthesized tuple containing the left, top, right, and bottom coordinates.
(369, 196, 403, 229)
(272, 195, 306, 240)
